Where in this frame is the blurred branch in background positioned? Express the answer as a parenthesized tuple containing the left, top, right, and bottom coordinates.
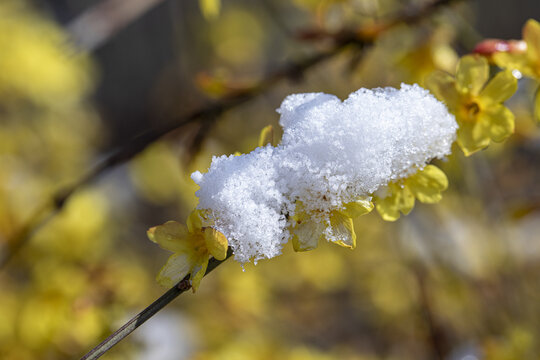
(67, 0, 167, 51)
(1, 0, 463, 269)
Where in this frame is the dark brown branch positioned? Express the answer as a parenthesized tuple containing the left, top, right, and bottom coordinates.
(80, 248, 233, 360)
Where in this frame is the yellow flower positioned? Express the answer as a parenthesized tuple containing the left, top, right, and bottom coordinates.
(0, 1, 93, 107)
(493, 19, 540, 80)
(374, 165, 448, 221)
(290, 198, 373, 252)
(147, 209, 228, 291)
(493, 19, 540, 121)
(199, 0, 221, 21)
(426, 55, 517, 156)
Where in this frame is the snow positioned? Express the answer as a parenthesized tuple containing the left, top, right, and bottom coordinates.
(191, 84, 457, 263)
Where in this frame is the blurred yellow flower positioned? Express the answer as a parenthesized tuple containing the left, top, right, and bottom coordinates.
(493, 19, 540, 121)
(290, 198, 373, 251)
(426, 55, 517, 155)
(494, 19, 540, 80)
(199, 0, 221, 21)
(0, 0, 93, 107)
(375, 165, 448, 221)
(148, 210, 228, 291)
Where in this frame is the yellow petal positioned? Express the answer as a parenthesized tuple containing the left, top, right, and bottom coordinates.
(425, 71, 460, 109)
(341, 197, 374, 218)
(258, 125, 274, 147)
(329, 211, 356, 249)
(479, 104, 515, 142)
(156, 253, 195, 287)
(375, 183, 415, 221)
(456, 55, 489, 96)
(493, 52, 535, 77)
(524, 19, 540, 64)
(407, 165, 448, 204)
(396, 185, 415, 215)
(456, 120, 491, 156)
(187, 209, 203, 233)
(190, 256, 209, 292)
(375, 195, 400, 221)
(147, 221, 192, 253)
(203, 227, 228, 260)
(535, 87, 540, 123)
(291, 219, 323, 252)
(479, 70, 517, 105)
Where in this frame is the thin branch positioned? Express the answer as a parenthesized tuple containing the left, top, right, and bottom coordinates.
(0, 0, 462, 268)
(80, 248, 233, 360)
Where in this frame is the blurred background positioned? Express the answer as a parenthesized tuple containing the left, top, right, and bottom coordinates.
(0, 0, 539, 359)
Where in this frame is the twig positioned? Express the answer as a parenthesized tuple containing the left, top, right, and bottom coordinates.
(80, 248, 233, 360)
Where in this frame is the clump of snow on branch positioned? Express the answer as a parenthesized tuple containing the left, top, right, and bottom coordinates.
(191, 84, 457, 263)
